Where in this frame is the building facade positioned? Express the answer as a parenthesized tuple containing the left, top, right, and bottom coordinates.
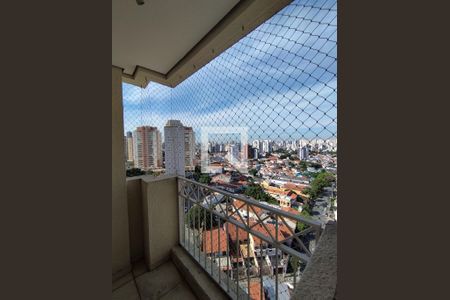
(132, 126, 162, 170)
(184, 126, 195, 168)
(299, 146, 309, 161)
(126, 131, 134, 162)
(164, 120, 186, 176)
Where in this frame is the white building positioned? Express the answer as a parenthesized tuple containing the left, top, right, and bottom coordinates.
(228, 144, 239, 163)
(164, 120, 186, 176)
(184, 126, 195, 167)
(252, 140, 260, 150)
(262, 140, 271, 154)
(132, 126, 162, 170)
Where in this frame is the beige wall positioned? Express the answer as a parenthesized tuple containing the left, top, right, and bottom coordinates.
(112, 66, 131, 280)
(141, 176, 180, 270)
(126, 177, 144, 263)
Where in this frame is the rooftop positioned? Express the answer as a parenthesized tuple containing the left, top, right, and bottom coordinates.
(202, 228, 228, 254)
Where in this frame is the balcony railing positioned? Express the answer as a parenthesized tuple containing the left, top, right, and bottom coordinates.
(178, 176, 322, 300)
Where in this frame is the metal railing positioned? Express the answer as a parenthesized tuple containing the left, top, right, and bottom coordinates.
(178, 176, 322, 300)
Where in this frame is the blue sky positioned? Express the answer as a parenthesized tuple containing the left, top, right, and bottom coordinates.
(123, 0, 336, 142)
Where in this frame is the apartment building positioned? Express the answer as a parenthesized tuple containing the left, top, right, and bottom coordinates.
(132, 126, 162, 170)
(184, 126, 195, 168)
(126, 131, 134, 162)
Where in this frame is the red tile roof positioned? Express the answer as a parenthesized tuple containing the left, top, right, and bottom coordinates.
(283, 182, 308, 191)
(281, 206, 300, 215)
(202, 228, 228, 254)
(250, 221, 284, 245)
(233, 199, 264, 216)
(249, 281, 265, 300)
(225, 221, 249, 243)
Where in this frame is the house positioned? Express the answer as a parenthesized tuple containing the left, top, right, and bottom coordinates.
(232, 199, 265, 219)
(250, 221, 285, 249)
(202, 228, 228, 257)
(211, 173, 231, 183)
(214, 182, 244, 193)
(246, 281, 265, 300)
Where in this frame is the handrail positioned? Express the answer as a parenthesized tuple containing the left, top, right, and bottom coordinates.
(180, 190, 311, 263)
(178, 176, 322, 229)
(177, 176, 325, 300)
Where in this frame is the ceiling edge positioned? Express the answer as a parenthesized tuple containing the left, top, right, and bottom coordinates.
(119, 0, 293, 88)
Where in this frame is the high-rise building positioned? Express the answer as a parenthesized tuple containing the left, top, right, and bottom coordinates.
(262, 140, 272, 154)
(184, 127, 195, 167)
(132, 126, 162, 170)
(207, 142, 212, 153)
(252, 140, 260, 152)
(254, 148, 259, 159)
(164, 120, 186, 176)
(299, 146, 309, 161)
(124, 135, 128, 161)
(228, 144, 239, 163)
(244, 144, 253, 159)
(126, 131, 134, 162)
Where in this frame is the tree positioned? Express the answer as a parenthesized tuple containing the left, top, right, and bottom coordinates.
(194, 165, 202, 174)
(193, 165, 202, 181)
(186, 205, 217, 230)
(296, 209, 312, 231)
(304, 171, 335, 200)
(126, 168, 145, 177)
(244, 184, 278, 205)
(308, 162, 323, 169)
(248, 168, 258, 176)
(280, 153, 292, 160)
(199, 174, 211, 184)
(299, 161, 308, 172)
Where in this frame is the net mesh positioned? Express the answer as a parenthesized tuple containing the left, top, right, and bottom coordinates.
(123, 0, 336, 153)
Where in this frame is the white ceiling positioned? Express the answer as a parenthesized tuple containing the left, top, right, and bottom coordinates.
(112, 0, 240, 76)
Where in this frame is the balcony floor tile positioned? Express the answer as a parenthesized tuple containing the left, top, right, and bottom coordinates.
(160, 281, 197, 300)
(112, 280, 139, 300)
(135, 260, 197, 300)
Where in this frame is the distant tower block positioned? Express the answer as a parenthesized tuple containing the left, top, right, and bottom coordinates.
(164, 120, 186, 176)
(132, 126, 162, 170)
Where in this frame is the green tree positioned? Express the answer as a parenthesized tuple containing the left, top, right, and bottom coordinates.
(304, 171, 335, 200)
(199, 174, 211, 184)
(296, 209, 312, 231)
(244, 184, 278, 205)
(194, 165, 201, 173)
(299, 161, 308, 172)
(126, 168, 146, 177)
(186, 205, 217, 230)
(193, 165, 202, 181)
(248, 169, 258, 176)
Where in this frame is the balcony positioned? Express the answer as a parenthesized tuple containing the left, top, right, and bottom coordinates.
(112, 175, 336, 299)
(113, 0, 337, 299)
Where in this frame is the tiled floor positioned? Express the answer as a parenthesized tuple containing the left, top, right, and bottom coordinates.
(112, 260, 197, 300)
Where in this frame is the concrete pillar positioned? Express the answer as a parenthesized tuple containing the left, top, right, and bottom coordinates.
(112, 66, 131, 281)
(141, 176, 180, 270)
(126, 176, 145, 263)
(292, 222, 337, 299)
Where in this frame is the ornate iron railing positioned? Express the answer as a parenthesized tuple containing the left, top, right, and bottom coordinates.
(178, 176, 322, 300)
